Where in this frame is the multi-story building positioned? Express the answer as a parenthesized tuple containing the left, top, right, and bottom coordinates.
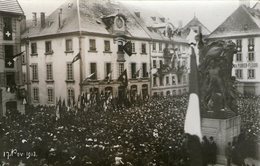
(0, 0, 25, 116)
(21, 0, 192, 105)
(208, 2, 260, 95)
(126, 5, 190, 96)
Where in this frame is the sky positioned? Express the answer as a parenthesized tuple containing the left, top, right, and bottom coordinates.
(18, 0, 258, 32)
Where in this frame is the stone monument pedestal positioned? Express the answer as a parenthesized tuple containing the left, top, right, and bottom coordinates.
(201, 114, 241, 164)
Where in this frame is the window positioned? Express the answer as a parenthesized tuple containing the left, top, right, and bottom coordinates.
(183, 75, 187, 84)
(142, 63, 148, 78)
(31, 43, 37, 55)
(90, 63, 97, 80)
(118, 63, 124, 76)
(3, 17, 12, 40)
(6, 72, 15, 87)
(46, 63, 53, 81)
(159, 60, 163, 68)
(104, 40, 110, 52)
(152, 42, 156, 51)
(166, 76, 169, 85)
(33, 87, 39, 102)
(153, 60, 157, 68)
(67, 88, 75, 101)
(141, 43, 146, 54)
(153, 76, 157, 87)
(22, 54, 26, 64)
(89, 39, 96, 51)
(23, 73, 26, 84)
(66, 63, 74, 81)
(236, 39, 242, 52)
(236, 53, 242, 62)
(248, 69, 255, 79)
(159, 76, 164, 86)
(248, 52, 255, 61)
(132, 42, 135, 53)
(235, 69, 243, 79)
(105, 63, 111, 76)
(4, 45, 14, 68)
(47, 88, 54, 103)
(45, 41, 52, 54)
(159, 43, 162, 52)
(248, 38, 254, 51)
(172, 90, 176, 96)
(172, 76, 176, 85)
(65, 39, 73, 52)
(131, 63, 136, 79)
(31, 63, 38, 81)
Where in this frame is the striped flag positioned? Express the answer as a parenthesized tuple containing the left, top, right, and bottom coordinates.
(184, 46, 203, 166)
(71, 52, 80, 64)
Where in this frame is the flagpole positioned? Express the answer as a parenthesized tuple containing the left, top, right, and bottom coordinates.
(25, 38, 31, 104)
(77, 0, 83, 94)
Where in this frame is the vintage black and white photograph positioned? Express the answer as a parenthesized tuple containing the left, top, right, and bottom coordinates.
(0, 0, 259, 165)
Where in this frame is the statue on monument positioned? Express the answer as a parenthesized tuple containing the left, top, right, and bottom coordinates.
(198, 40, 238, 116)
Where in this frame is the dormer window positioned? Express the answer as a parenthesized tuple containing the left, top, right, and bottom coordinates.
(244, 24, 248, 31)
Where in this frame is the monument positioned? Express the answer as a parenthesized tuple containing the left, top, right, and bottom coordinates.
(198, 40, 241, 164)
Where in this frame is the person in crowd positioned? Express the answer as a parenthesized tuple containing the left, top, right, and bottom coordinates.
(202, 136, 210, 166)
(0, 93, 259, 165)
(225, 142, 232, 166)
(209, 136, 217, 165)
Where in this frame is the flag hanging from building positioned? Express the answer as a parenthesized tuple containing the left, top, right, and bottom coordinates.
(123, 41, 132, 56)
(71, 53, 80, 64)
(105, 71, 112, 83)
(13, 51, 25, 62)
(3, 17, 13, 40)
(85, 73, 95, 81)
(135, 69, 141, 78)
(118, 69, 128, 86)
(183, 46, 203, 166)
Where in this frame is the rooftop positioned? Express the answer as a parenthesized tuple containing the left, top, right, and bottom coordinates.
(209, 4, 260, 39)
(0, 0, 24, 15)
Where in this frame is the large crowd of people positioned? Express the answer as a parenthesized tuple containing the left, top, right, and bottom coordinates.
(0, 93, 259, 166)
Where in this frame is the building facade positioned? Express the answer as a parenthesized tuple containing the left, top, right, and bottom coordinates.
(208, 3, 260, 95)
(0, 0, 25, 116)
(21, 0, 192, 106)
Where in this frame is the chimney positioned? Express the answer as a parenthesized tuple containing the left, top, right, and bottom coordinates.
(134, 11, 140, 18)
(40, 12, 45, 28)
(239, 0, 250, 7)
(178, 20, 183, 28)
(58, 8, 62, 28)
(32, 12, 37, 26)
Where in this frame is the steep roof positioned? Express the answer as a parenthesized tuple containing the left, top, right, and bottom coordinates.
(0, 0, 24, 15)
(208, 5, 260, 39)
(183, 16, 210, 35)
(22, 0, 188, 44)
(22, 0, 150, 40)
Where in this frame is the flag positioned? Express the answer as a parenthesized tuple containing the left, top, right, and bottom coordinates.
(71, 53, 80, 64)
(84, 73, 95, 81)
(123, 41, 132, 56)
(105, 71, 112, 83)
(3, 17, 12, 40)
(184, 46, 203, 166)
(135, 69, 141, 78)
(118, 69, 128, 86)
(22, 98, 27, 105)
(13, 51, 25, 62)
(56, 97, 61, 120)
